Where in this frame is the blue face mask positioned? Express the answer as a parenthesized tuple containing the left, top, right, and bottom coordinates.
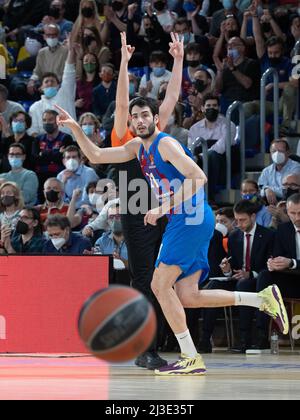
(9, 158, 23, 169)
(153, 67, 166, 77)
(183, 32, 191, 45)
(129, 82, 136, 96)
(223, 0, 233, 10)
(228, 48, 240, 61)
(12, 121, 26, 134)
(183, 1, 197, 13)
(82, 125, 95, 137)
(44, 86, 58, 99)
(242, 193, 258, 202)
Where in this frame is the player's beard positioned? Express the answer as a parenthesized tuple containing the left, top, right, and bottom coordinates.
(138, 122, 156, 140)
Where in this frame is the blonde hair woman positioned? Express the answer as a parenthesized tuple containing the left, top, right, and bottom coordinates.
(0, 182, 24, 230)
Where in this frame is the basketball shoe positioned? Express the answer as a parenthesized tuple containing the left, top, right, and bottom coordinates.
(258, 285, 289, 335)
(155, 353, 206, 376)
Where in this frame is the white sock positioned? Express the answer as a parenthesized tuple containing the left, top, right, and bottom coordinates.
(234, 292, 263, 308)
(175, 330, 198, 358)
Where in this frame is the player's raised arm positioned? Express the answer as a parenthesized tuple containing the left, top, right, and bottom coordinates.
(55, 105, 137, 164)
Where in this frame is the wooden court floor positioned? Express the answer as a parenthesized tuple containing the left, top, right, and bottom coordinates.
(0, 351, 300, 400)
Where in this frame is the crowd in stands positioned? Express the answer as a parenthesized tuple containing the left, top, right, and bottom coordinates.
(0, 0, 300, 352)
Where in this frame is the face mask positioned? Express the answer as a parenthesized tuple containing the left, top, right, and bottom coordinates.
(48, 7, 61, 19)
(227, 30, 240, 39)
(129, 82, 136, 97)
(83, 36, 96, 48)
(112, 1, 124, 12)
(82, 125, 95, 137)
(154, 1, 166, 11)
(1, 195, 15, 207)
(215, 222, 228, 237)
(9, 158, 23, 169)
(81, 7, 94, 18)
(43, 123, 57, 134)
(44, 86, 58, 99)
(25, 38, 42, 56)
(12, 121, 26, 134)
(283, 187, 300, 200)
(46, 190, 60, 203)
(16, 220, 29, 235)
(194, 80, 206, 93)
(145, 28, 156, 40)
(183, 33, 191, 45)
(183, 1, 197, 13)
(153, 67, 166, 77)
(46, 38, 59, 48)
(89, 193, 103, 207)
(269, 57, 282, 67)
(261, 22, 272, 33)
(65, 158, 80, 172)
(51, 237, 66, 250)
(205, 108, 219, 122)
(186, 60, 200, 68)
(272, 151, 286, 165)
(228, 48, 240, 61)
(83, 63, 97, 74)
(242, 193, 258, 203)
(109, 220, 123, 234)
(158, 90, 166, 101)
(223, 0, 233, 10)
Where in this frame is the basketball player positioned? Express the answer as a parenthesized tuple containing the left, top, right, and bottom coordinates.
(56, 99, 289, 376)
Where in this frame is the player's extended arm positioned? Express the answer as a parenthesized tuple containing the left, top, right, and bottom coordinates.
(159, 139, 207, 214)
(55, 106, 137, 164)
(159, 33, 184, 130)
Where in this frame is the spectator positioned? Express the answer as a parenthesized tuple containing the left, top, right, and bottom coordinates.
(151, 0, 177, 33)
(258, 139, 300, 205)
(0, 111, 34, 172)
(0, 144, 38, 206)
(139, 51, 172, 99)
(213, 15, 241, 72)
(0, 182, 24, 230)
(43, 214, 91, 254)
(3, 0, 47, 34)
(57, 145, 99, 207)
(76, 53, 100, 117)
(30, 24, 69, 83)
(182, 42, 209, 102)
(209, 0, 241, 39)
(164, 104, 189, 147)
(215, 36, 261, 113)
(37, 0, 73, 41)
(36, 178, 69, 224)
(174, 17, 196, 46)
(200, 200, 275, 353)
(0, 85, 25, 125)
(32, 109, 74, 200)
(79, 112, 103, 147)
(28, 36, 77, 136)
(241, 179, 272, 228)
(255, 193, 300, 350)
(92, 63, 117, 119)
(188, 94, 237, 201)
(215, 206, 235, 253)
(0, 207, 45, 254)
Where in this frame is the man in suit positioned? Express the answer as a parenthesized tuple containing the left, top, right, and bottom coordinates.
(199, 200, 275, 353)
(256, 193, 300, 348)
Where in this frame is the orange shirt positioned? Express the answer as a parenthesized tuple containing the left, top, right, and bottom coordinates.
(111, 127, 134, 148)
(37, 203, 70, 225)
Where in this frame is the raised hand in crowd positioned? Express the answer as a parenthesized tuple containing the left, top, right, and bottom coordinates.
(128, 3, 138, 20)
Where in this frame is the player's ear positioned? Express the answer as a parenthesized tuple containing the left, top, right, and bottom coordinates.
(154, 114, 159, 126)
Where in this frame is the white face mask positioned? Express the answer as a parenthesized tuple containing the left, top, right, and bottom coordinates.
(215, 222, 228, 237)
(89, 193, 104, 209)
(25, 38, 42, 56)
(65, 158, 80, 172)
(46, 38, 59, 48)
(271, 151, 286, 165)
(51, 237, 66, 250)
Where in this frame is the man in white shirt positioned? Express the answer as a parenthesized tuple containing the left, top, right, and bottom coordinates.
(28, 35, 76, 137)
(188, 94, 237, 202)
(139, 51, 172, 100)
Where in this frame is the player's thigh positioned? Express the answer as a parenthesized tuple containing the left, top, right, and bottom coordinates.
(151, 262, 182, 294)
(174, 270, 203, 303)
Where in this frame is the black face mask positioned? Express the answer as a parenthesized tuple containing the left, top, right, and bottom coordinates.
(283, 188, 300, 200)
(269, 56, 282, 67)
(16, 220, 29, 235)
(261, 22, 272, 33)
(145, 28, 156, 40)
(48, 7, 61, 19)
(81, 7, 94, 18)
(1, 195, 15, 207)
(46, 190, 60, 203)
(158, 90, 166, 101)
(205, 108, 219, 122)
(194, 80, 206, 93)
(186, 60, 200, 68)
(227, 30, 240, 39)
(154, 1, 166, 11)
(83, 35, 96, 48)
(112, 1, 124, 12)
(43, 123, 57, 134)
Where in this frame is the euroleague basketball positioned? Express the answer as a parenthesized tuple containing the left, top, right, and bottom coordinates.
(78, 286, 157, 362)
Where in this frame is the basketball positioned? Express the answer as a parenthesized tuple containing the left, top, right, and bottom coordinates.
(78, 286, 157, 362)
